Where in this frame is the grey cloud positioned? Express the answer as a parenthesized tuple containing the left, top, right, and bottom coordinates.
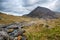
(54, 0, 60, 11)
(23, 0, 49, 7)
(0, 0, 60, 16)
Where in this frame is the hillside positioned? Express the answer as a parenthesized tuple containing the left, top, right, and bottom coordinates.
(0, 12, 34, 24)
(0, 12, 60, 40)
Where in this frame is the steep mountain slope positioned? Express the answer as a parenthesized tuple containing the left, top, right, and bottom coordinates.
(26, 6, 57, 19)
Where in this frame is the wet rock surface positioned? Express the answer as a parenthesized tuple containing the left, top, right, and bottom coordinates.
(0, 22, 27, 40)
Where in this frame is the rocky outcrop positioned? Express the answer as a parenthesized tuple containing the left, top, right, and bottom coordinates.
(0, 22, 27, 40)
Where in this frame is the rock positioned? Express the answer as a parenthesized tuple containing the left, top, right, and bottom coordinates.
(21, 35, 27, 40)
(6, 23, 23, 29)
(0, 24, 7, 28)
(0, 31, 9, 40)
(9, 36, 14, 40)
(0, 31, 9, 37)
(17, 35, 22, 40)
(9, 29, 25, 37)
(7, 29, 14, 33)
(7, 25, 18, 29)
(14, 37, 18, 40)
(0, 37, 4, 40)
(0, 28, 3, 31)
(9, 30, 18, 37)
(0, 22, 26, 40)
(18, 29, 26, 35)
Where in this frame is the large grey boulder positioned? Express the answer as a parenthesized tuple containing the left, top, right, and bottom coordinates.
(0, 31, 9, 40)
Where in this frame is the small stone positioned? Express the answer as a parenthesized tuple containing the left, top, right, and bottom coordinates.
(14, 37, 18, 40)
(18, 29, 25, 35)
(0, 37, 4, 40)
(21, 35, 27, 40)
(7, 29, 14, 33)
(17, 35, 22, 40)
(0, 24, 6, 28)
(7, 25, 18, 29)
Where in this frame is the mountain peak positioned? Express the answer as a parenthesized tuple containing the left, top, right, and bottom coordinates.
(26, 6, 57, 19)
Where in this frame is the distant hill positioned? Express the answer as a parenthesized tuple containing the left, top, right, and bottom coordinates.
(26, 6, 58, 19)
(55, 12, 60, 17)
(0, 12, 32, 24)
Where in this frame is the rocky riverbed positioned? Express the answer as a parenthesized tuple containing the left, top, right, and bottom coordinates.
(0, 22, 27, 40)
(0, 21, 38, 40)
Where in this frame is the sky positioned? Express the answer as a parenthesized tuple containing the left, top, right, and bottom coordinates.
(0, 0, 60, 16)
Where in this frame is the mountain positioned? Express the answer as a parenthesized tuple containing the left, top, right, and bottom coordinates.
(26, 6, 58, 19)
(55, 12, 60, 17)
(0, 11, 60, 40)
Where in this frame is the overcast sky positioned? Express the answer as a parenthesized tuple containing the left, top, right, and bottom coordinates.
(0, 0, 60, 16)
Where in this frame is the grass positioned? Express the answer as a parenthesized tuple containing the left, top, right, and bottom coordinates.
(0, 12, 60, 40)
(24, 19, 60, 40)
(0, 13, 33, 24)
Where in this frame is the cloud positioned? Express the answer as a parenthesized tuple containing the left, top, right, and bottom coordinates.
(40, 0, 57, 10)
(53, 0, 60, 12)
(0, 0, 60, 16)
(0, 0, 30, 16)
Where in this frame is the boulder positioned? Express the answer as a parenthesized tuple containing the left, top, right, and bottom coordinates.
(0, 24, 7, 28)
(0, 31, 9, 40)
(7, 29, 14, 33)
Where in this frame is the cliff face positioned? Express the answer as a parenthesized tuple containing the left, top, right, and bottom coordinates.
(27, 6, 57, 19)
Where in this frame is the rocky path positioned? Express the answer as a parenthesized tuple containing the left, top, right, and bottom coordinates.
(0, 22, 27, 40)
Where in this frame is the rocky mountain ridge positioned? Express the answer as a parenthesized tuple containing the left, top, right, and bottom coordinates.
(26, 6, 59, 19)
